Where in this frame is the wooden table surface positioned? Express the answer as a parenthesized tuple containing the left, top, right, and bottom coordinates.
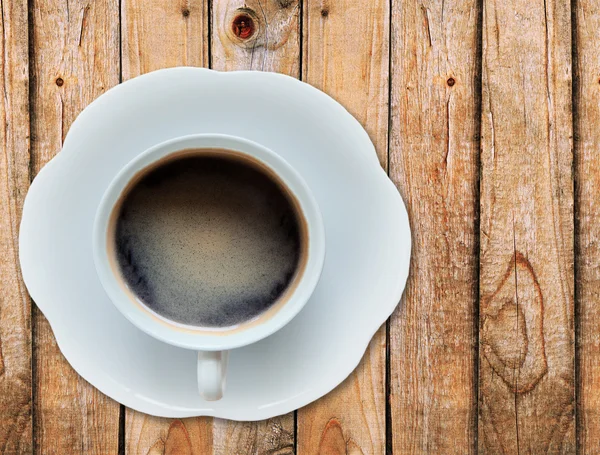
(1, 0, 598, 453)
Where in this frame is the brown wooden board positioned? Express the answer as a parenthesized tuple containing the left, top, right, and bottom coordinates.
(0, 0, 32, 453)
(478, 0, 575, 452)
(209, 1, 300, 452)
(388, 0, 481, 452)
(29, 1, 121, 453)
(296, 0, 389, 453)
(121, 0, 213, 453)
(574, 0, 600, 453)
(122, 0, 298, 453)
(4, 0, 599, 451)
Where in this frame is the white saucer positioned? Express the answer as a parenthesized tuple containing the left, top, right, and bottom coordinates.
(19, 68, 411, 420)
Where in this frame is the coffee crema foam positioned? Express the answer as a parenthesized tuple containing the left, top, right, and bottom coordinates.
(108, 149, 307, 330)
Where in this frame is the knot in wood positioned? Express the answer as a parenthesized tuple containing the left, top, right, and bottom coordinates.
(232, 14, 255, 40)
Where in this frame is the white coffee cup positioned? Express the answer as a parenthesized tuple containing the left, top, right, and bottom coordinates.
(93, 134, 325, 400)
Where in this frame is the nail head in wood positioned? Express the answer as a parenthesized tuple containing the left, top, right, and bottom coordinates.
(447, 77, 456, 87)
(55, 77, 64, 87)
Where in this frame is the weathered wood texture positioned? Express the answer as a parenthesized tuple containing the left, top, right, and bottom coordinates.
(4, 0, 597, 452)
(211, 0, 300, 75)
(209, 1, 300, 453)
(296, 0, 389, 453)
(127, 414, 293, 455)
(574, 0, 600, 453)
(388, 0, 480, 452)
(126, 414, 213, 455)
(29, 0, 121, 453)
(121, 0, 208, 78)
(121, 1, 213, 453)
(478, 0, 575, 451)
(122, 1, 298, 454)
(211, 417, 295, 455)
(0, 0, 32, 453)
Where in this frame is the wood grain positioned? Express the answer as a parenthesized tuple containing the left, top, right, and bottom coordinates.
(121, 0, 208, 78)
(121, 1, 297, 453)
(126, 414, 213, 455)
(0, 0, 32, 453)
(208, 1, 300, 453)
(574, 0, 600, 452)
(211, 416, 294, 455)
(211, 0, 300, 75)
(29, 0, 121, 453)
(121, 1, 213, 453)
(127, 415, 295, 455)
(297, 0, 389, 453)
(2, 0, 592, 451)
(478, 0, 575, 451)
(388, 0, 480, 452)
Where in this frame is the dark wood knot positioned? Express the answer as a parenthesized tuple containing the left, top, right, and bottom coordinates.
(232, 13, 255, 40)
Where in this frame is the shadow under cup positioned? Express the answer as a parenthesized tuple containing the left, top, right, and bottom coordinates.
(106, 147, 311, 335)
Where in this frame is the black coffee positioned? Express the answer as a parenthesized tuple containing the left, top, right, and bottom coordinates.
(109, 150, 305, 328)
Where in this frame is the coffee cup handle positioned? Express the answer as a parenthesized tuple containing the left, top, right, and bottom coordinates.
(197, 350, 229, 401)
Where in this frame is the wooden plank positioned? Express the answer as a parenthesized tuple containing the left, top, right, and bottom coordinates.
(128, 414, 295, 455)
(388, 0, 480, 452)
(211, 417, 294, 455)
(574, 0, 600, 453)
(212, 0, 300, 75)
(122, 1, 298, 453)
(126, 415, 213, 455)
(0, 0, 32, 453)
(121, 1, 212, 453)
(30, 0, 121, 453)
(121, 0, 208, 77)
(478, 0, 575, 451)
(209, 1, 300, 453)
(296, 0, 389, 453)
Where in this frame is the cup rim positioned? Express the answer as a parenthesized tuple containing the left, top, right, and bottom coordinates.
(92, 133, 325, 351)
